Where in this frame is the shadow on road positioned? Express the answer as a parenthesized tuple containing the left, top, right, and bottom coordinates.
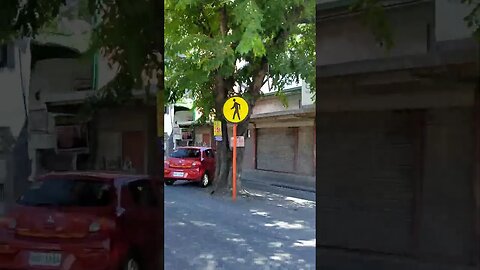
(164, 183, 316, 270)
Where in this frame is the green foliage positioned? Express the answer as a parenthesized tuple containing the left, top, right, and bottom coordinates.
(233, 0, 266, 57)
(463, 0, 480, 39)
(0, 0, 66, 42)
(88, 0, 163, 93)
(165, 0, 316, 117)
(350, 0, 394, 49)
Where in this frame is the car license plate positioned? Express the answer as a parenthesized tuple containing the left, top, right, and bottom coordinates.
(29, 252, 62, 267)
(173, 172, 184, 177)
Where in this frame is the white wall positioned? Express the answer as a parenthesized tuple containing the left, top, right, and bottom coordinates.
(164, 105, 175, 136)
(301, 80, 314, 106)
(29, 58, 92, 109)
(174, 110, 194, 123)
(0, 40, 31, 138)
(253, 93, 302, 115)
(96, 54, 118, 90)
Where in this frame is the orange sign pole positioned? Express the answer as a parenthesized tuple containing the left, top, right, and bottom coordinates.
(232, 124, 237, 201)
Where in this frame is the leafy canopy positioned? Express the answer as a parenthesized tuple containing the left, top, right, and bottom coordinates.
(165, 0, 315, 121)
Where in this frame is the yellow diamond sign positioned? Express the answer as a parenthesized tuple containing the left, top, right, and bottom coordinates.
(223, 96, 249, 124)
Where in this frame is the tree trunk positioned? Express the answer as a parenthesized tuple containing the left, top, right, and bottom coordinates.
(233, 120, 249, 193)
(211, 73, 232, 195)
(210, 58, 268, 196)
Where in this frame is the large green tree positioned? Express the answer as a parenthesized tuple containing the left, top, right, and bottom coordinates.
(165, 0, 316, 194)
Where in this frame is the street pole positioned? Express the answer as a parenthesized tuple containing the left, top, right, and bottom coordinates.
(232, 124, 237, 201)
(223, 96, 248, 202)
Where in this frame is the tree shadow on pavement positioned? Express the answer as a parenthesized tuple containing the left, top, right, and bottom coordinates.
(164, 184, 316, 270)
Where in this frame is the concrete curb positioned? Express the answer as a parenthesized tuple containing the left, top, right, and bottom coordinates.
(242, 173, 316, 193)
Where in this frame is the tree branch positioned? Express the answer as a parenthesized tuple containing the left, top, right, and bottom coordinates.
(247, 56, 269, 100)
(194, 6, 213, 37)
(219, 4, 228, 37)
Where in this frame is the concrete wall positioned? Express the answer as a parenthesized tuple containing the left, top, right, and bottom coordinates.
(96, 107, 149, 132)
(96, 131, 122, 169)
(317, 2, 433, 66)
(419, 107, 475, 264)
(95, 107, 150, 171)
(242, 124, 256, 170)
(317, 106, 477, 268)
(435, 0, 473, 42)
(317, 82, 475, 112)
(0, 40, 30, 138)
(193, 125, 212, 146)
(297, 126, 315, 176)
(301, 80, 314, 106)
(96, 55, 117, 90)
(164, 105, 175, 136)
(316, 78, 477, 267)
(29, 58, 92, 107)
(174, 110, 193, 123)
(253, 92, 302, 115)
(0, 40, 31, 209)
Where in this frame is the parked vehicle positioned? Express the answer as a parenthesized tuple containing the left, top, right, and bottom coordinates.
(0, 171, 161, 270)
(164, 147, 216, 187)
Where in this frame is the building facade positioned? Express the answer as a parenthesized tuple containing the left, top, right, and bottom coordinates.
(193, 81, 316, 190)
(317, 0, 478, 269)
(28, 42, 157, 177)
(163, 99, 200, 157)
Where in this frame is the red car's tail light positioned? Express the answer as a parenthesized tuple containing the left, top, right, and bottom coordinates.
(192, 161, 201, 168)
(164, 160, 170, 167)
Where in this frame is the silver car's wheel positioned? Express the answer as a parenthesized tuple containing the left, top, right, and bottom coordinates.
(200, 173, 209, 188)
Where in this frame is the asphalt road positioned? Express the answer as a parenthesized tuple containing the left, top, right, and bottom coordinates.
(164, 181, 316, 270)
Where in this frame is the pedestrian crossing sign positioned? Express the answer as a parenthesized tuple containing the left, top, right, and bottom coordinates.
(223, 96, 249, 123)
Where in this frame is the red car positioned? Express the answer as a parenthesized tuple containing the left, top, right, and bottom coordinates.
(164, 147, 216, 188)
(0, 171, 161, 270)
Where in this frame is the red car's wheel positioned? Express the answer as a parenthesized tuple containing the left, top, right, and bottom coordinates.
(121, 255, 141, 270)
(199, 173, 210, 188)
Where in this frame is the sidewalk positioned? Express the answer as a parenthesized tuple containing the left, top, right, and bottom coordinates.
(241, 170, 316, 201)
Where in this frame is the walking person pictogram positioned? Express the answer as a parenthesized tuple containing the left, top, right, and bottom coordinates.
(231, 98, 241, 120)
(223, 96, 249, 123)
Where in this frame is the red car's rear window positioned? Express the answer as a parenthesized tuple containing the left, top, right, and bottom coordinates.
(170, 148, 201, 158)
(17, 178, 113, 207)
